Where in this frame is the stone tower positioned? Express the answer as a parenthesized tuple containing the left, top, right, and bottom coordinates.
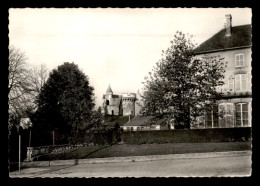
(102, 84, 136, 116)
(122, 93, 136, 116)
(102, 84, 122, 116)
(106, 84, 113, 99)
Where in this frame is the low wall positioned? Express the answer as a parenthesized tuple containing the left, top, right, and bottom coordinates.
(121, 127, 251, 144)
(25, 144, 80, 161)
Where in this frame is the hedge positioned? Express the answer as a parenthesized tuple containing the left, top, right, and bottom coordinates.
(120, 127, 251, 144)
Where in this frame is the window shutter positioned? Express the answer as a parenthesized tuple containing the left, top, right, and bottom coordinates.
(241, 74, 247, 91)
(235, 55, 239, 66)
(222, 77, 229, 92)
(248, 102, 251, 126)
(235, 75, 240, 91)
(242, 54, 245, 66)
(247, 72, 251, 91)
(229, 75, 234, 91)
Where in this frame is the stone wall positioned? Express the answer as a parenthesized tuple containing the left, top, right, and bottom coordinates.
(122, 93, 136, 116)
(122, 99, 135, 116)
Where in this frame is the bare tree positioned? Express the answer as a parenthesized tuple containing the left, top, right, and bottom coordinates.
(8, 46, 49, 131)
(26, 63, 49, 110)
(8, 46, 30, 123)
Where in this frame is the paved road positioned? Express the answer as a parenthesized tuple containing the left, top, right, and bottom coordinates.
(10, 151, 251, 178)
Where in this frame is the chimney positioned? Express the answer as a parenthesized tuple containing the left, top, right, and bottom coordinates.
(225, 14, 232, 36)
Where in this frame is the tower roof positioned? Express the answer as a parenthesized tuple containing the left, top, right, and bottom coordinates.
(106, 84, 113, 94)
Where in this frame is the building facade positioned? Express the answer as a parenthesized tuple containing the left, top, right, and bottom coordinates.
(122, 115, 163, 131)
(193, 14, 252, 128)
(102, 84, 136, 116)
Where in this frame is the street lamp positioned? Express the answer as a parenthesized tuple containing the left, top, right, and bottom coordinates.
(17, 126, 23, 173)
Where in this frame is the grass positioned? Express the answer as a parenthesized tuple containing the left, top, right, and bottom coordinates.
(35, 142, 251, 161)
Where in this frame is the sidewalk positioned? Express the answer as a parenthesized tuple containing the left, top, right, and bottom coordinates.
(9, 150, 251, 177)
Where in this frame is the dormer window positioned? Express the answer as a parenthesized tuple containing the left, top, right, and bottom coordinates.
(235, 54, 245, 67)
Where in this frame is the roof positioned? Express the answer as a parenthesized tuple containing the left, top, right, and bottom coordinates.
(104, 115, 134, 127)
(124, 115, 165, 127)
(193, 24, 252, 54)
(106, 84, 113, 93)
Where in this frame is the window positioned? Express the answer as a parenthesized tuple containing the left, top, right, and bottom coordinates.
(219, 103, 234, 128)
(205, 105, 219, 128)
(127, 127, 130, 131)
(106, 100, 109, 105)
(235, 103, 249, 127)
(235, 74, 247, 91)
(112, 110, 114, 115)
(225, 104, 235, 128)
(130, 127, 134, 131)
(235, 54, 245, 67)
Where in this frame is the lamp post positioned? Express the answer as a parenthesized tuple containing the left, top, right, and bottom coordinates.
(28, 127, 32, 162)
(29, 128, 31, 148)
(53, 129, 55, 146)
(18, 126, 23, 173)
(18, 134, 21, 172)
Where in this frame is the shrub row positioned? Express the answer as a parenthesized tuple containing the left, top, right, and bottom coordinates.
(120, 127, 251, 144)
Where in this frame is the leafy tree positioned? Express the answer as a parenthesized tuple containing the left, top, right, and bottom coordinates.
(85, 106, 105, 132)
(138, 31, 226, 129)
(33, 62, 95, 144)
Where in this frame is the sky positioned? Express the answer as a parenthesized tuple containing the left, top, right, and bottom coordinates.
(8, 8, 252, 113)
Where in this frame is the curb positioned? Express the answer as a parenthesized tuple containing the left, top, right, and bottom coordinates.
(17, 150, 251, 168)
(78, 150, 252, 164)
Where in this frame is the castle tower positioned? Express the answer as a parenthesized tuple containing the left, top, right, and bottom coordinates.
(122, 93, 136, 116)
(103, 84, 122, 116)
(106, 84, 113, 95)
(104, 84, 113, 108)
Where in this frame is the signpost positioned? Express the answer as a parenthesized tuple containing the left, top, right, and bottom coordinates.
(18, 118, 32, 171)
